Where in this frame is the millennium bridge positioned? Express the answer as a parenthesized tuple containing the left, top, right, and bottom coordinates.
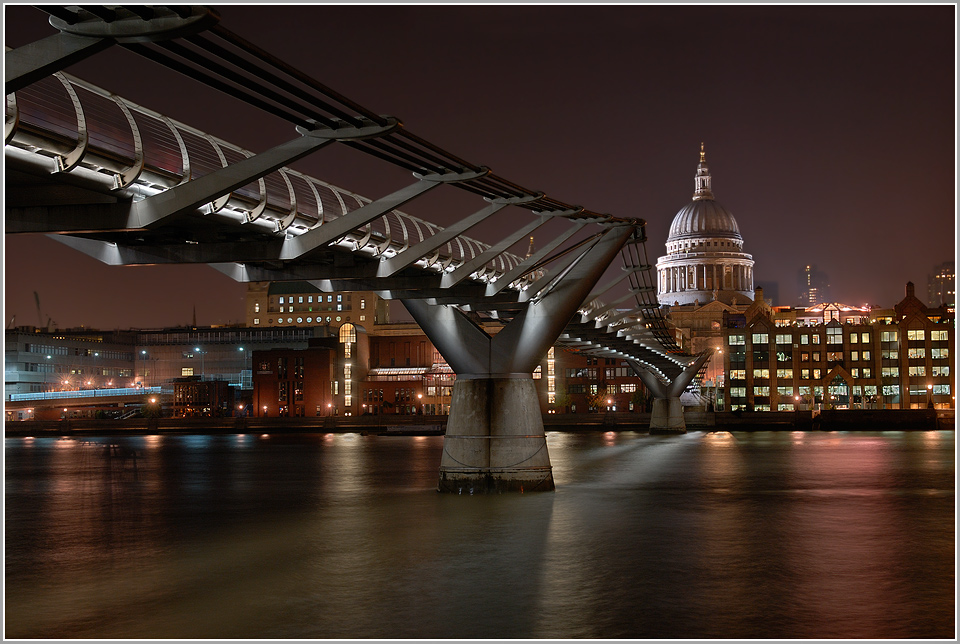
(6, 5, 711, 492)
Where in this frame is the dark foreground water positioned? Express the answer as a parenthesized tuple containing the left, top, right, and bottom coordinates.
(4, 429, 955, 639)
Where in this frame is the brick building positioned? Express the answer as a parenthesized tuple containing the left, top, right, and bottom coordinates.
(723, 282, 954, 411)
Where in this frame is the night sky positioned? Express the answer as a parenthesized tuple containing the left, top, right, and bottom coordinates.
(3, 4, 956, 330)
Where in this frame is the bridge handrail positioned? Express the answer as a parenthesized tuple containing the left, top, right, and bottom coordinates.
(10, 386, 162, 402)
(6, 72, 527, 284)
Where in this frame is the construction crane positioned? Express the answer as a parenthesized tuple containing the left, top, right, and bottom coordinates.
(34, 291, 55, 330)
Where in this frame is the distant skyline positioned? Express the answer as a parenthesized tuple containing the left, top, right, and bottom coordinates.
(4, 4, 956, 329)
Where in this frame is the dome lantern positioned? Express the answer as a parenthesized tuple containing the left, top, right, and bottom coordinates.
(693, 142, 713, 201)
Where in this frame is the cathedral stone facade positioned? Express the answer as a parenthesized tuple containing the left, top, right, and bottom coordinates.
(657, 145, 755, 307)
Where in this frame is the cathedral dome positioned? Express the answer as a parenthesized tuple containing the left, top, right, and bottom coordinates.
(668, 199, 742, 242)
(656, 144, 755, 308)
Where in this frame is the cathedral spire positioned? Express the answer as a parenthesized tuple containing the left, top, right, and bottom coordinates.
(693, 142, 714, 201)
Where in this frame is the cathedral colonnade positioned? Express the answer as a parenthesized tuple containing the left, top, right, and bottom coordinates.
(658, 263, 754, 296)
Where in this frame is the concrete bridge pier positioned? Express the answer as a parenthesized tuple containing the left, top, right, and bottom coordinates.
(439, 377, 553, 493)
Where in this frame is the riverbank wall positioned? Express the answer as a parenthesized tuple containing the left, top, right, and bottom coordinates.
(4, 408, 953, 437)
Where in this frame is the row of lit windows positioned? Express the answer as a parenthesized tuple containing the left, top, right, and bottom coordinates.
(279, 294, 345, 304)
(735, 364, 951, 381)
(730, 384, 951, 399)
(562, 384, 638, 394)
(254, 296, 366, 312)
(252, 316, 365, 325)
(734, 329, 949, 347)
(279, 305, 343, 313)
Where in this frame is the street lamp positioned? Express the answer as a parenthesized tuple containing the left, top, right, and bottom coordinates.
(927, 383, 934, 409)
(418, 392, 423, 415)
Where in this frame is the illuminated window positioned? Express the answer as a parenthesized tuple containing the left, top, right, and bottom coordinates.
(881, 331, 899, 342)
(907, 347, 925, 359)
(776, 369, 793, 379)
(547, 347, 556, 404)
(729, 334, 746, 346)
(932, 347, 949, 359)
(849, 333, 858, 344)
(908, 366, 926, 376)
(181, 367, 194, 376)
(931, 330, 948, 341)
(861, 332, 871, 343)
(253, 318, 260, 325)
(533, 365, 542, 379)
(254, 302, 260, 313)
(752, 368, 770, 379)
(907, 329, 925, 341)
(751, 333, 769, 345)
(299, 296, 303, 303)
(339, 323, 357, 344)
(280, 297, 285, 304)
(361, 299, 366, 310)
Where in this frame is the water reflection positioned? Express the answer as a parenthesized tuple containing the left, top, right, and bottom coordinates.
(4, 430, 954, 639)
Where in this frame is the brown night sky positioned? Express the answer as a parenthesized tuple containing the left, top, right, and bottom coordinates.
(3, 4, 956, 330)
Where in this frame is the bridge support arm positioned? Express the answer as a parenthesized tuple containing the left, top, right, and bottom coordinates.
(400, 222, 638, 494)
(5, 33, 114, 93)
(630, 350, 713, 434)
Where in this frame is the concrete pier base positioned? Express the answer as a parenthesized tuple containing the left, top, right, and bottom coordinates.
(438, 378, 555, 494)
(649, 397, 687, 434)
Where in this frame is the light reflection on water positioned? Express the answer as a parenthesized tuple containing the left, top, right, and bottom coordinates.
(4, 430, 954, 639)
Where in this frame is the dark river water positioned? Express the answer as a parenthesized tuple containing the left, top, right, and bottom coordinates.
(4, 429, 955, 639)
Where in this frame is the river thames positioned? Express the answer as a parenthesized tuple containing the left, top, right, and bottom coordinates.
(4, 429, 955, 639)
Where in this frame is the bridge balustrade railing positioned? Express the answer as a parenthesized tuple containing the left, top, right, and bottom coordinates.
(7, 72, 526, 285)
(11, 386, 163, 402)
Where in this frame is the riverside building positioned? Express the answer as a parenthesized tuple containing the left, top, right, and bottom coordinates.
(722, 282, 954, 411)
